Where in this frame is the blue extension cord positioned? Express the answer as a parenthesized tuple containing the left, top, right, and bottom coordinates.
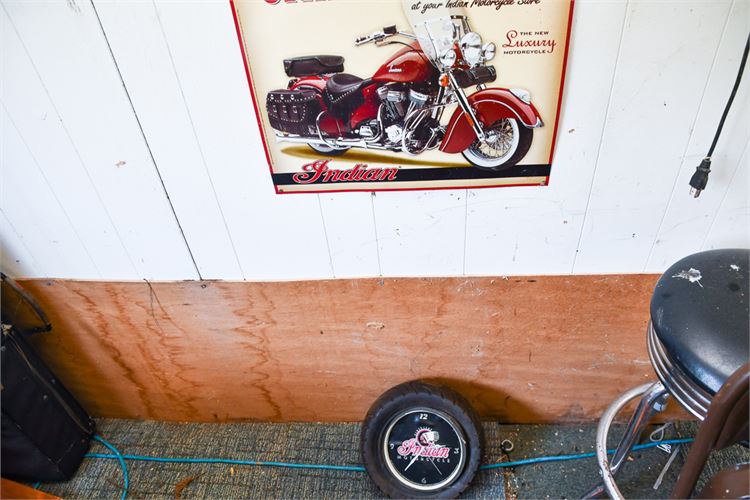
(86, 435, 693, 499)
(92, 436, 129, 500)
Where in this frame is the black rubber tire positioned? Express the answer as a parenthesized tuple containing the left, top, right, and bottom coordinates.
(462, 121, 534, 171)
(360, 381, 483, 499)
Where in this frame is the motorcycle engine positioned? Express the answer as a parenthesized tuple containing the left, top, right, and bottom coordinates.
(375, 85, 437, 150)
(377, 86, 407, 119)
(375, 85, 408, 145)
(403, 89, 441, 154)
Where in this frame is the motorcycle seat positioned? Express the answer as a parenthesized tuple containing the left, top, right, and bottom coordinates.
(284, 55, 344, 77)
(324, 73, 369, 118)
(650, 248, 749, 395)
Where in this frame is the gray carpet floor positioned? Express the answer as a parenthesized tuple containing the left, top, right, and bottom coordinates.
(32, 419, 747, 499)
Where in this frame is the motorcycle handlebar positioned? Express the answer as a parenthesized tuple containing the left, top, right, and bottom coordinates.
(355, 26, 399, 45)
(355, 32, 381, 45)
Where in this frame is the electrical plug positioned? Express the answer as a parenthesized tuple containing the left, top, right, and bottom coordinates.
(689, 157, 712, 198)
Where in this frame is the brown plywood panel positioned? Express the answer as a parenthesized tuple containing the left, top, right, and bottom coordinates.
(17, 276, 684, 423)
(1, 479, 59, 499)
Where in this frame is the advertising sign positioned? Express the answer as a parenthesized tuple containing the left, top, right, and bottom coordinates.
(232, 0, 574, 193)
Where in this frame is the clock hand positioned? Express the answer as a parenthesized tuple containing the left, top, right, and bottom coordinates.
(404, 451, 421, 471)
(429, 458, 443, 475)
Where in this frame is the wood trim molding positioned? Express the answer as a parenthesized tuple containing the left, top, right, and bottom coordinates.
(15, 275, 687, 423)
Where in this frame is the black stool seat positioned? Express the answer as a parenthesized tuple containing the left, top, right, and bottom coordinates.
(651, 249, 749, 394)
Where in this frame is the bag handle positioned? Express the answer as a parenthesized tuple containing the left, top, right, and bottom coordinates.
(1, 273, 51, 334)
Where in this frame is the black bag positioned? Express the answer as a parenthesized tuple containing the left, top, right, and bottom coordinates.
(283, 55, 344, 77)
(1, 274, 95, 481)
(266, 89, 322, 136)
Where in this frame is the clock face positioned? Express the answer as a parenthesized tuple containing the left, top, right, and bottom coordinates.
(382, 408, 466, 491)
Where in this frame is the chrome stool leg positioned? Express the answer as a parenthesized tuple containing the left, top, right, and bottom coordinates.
(582, 382, 669, 499)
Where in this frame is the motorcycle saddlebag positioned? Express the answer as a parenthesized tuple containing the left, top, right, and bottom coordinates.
(1, 274, 96, 482)
(284, 55, 344, 77)
(266, 89, 322, 136)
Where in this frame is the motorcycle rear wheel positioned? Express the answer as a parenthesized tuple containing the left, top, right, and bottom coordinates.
(309, 143, 350, 156)
(462, 118, 532, 171)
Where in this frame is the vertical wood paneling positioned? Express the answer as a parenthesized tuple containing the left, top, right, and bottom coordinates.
(0, 202, 44, 278)
(1, 107, 98, 278)
(374, 190, 467, 277)
(1, 0, 198, 280)
(703, 141, 750, 250)
(318, 193, 380, 277)
(1, 0, 748, 281)
(147, 0, 333, 280)
(93, 0, 245, 280)
(646, 0, 750, 271)
(573, 0, 733, 273)
(1, 7, 138, 279)
(464, 0, 628, 276)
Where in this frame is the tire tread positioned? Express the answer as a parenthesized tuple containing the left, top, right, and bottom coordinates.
(360, 381, 483, 498)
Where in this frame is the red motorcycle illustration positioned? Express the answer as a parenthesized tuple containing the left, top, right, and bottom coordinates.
(265, 10, 543, 170)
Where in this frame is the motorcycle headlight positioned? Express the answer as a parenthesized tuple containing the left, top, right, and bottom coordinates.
(482, 42, 496, 62)
(460, 32, 482, 66)
(439, 48, 457, 69)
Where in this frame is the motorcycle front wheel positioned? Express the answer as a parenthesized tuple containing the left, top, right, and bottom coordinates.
(462, 118, 532, 171)
(308, 142, 350, 156)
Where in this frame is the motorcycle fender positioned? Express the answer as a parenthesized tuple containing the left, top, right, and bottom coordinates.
(439, 88, 543, 154)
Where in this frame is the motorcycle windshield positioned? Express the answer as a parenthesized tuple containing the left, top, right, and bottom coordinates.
(401, 0, 467, 65)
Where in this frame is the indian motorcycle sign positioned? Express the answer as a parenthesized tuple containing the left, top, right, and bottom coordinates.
(231, 0, 573, 193)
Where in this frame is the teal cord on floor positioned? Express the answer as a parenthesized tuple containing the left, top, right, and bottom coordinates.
(86, 451, 367, 472)
(86, 435, 693, 499)
(480, 437, 693, 470)
(92, 435, 128, 500)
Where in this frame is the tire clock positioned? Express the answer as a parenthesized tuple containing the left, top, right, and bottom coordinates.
(360, 381, 483, 498)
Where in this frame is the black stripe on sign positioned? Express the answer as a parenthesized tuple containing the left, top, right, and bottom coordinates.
(273, 164, 551, 185)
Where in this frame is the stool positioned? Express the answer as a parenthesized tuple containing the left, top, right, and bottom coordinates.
(586, 249, 749, 499)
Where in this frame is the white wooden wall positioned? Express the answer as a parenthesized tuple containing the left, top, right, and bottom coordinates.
(1, 0, 748, 281)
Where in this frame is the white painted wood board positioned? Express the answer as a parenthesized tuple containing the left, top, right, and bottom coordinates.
(1, 0, 198, 280)
(645, 0, 750, 271)
(149, 0, 334, 280)
(93, 0, 245, 280)
(1, 0, 748, 281)
(573, 0, 735, 274)
(465, 0, 629, 276)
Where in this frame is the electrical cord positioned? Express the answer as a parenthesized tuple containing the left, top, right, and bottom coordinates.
(92, 435, 129, 500)
(689, 32, 750, 197)
(707, 33, 749, 158)
(86, 451, 367, 473)
(83, 435, 693, 499)
(480, 437, 692, 470)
